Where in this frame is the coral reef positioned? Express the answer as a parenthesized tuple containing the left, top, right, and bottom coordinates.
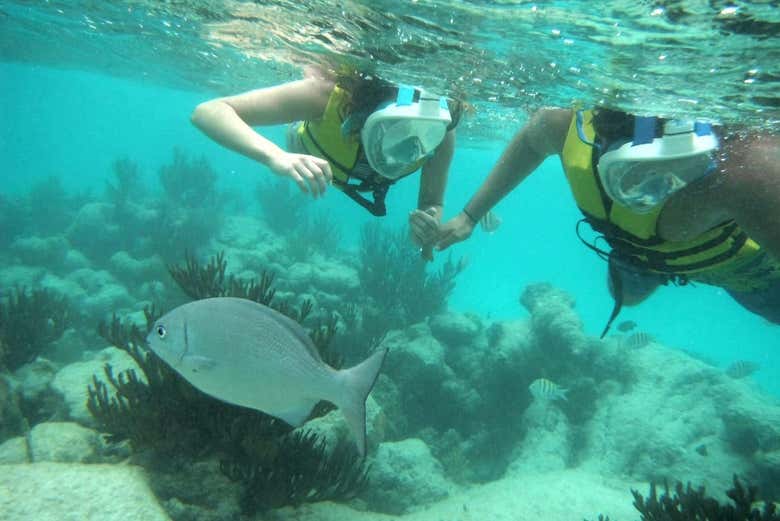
(0, 375, 26, 444)
(358, 222, 464, 324)
(86, 252, 364, 516)
(0, 287, 70, 371)
(221, 431, 368, 513)
(285, 210, 343, 261)
(255, 177, 309, 235)
(152, 149, 227, 262)
(27, 176, 84, 237)
(348, 222, 465, 363)
(596, 475, 779, 521)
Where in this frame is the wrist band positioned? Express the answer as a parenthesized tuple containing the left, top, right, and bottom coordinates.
(462, 207, 478, 224)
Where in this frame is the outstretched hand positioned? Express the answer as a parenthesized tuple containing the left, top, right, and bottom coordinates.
(435, 212, 476, 251)
(269, 151, 333, 198)
(409, 206, 441, 262)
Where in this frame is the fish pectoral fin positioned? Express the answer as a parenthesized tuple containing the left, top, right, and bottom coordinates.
(181, 355, 218, 372)
(273, 400, 318, 427)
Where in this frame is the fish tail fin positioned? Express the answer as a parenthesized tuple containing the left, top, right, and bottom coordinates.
(336, 348, 388, 457)
(559, 388, 569, 401)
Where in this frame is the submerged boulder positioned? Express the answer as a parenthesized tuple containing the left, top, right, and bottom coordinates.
(363, 438, 455, 515)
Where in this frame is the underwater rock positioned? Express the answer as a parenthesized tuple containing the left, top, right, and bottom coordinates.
(62, 249, 91, 270)
(370, 375, 408, 440)
(310, 259, 360, 292)
(48, 328, 92, 365)
(28, 421, 100, 463)
(720, 384, 780, 457)
(267, 468, 642, 521)
(380, 324, 472, 431)
(381, 324, 452, 384)
(428, 311, 483, 347)
(0, 436, 29, 463)
(146, 459, 243, 521)
(505, 400, 571, 475)
(66, 201, 121, 260)
(520, 283, 592, 355)
(52, 346, 145, 425)
(218, 215, 272, 249)
(364, 438, 454, 515)
(13, 358, 58, 402)
(0, 463, 171, 521)
(64, 268, 134, 317)
(580, 345, 754, 494)
(39, 272, 88, 302)
(9, 235, 70, 269)
(282, 259, 359, 294)
(0, 264, 46, 289)
(0, 375, 25, 443)
(109, 251, 164, 285)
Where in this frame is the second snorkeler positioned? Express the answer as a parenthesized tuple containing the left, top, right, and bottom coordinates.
(191, 68, 463, 261)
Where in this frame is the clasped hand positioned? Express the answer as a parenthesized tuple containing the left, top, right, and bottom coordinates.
(269, 152, 333, 198)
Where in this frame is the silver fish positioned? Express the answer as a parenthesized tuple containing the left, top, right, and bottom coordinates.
(620, 331, 654, 349)
(725, 360, 759, 379)
(529, 378, 567, 401)
(146, 297, 387, 456)
(479, 211, 502, 233)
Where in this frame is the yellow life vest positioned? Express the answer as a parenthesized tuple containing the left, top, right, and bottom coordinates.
(298, 86, 362, 184)
(296, 85, 428, 215)
(561, 110, 780, 292)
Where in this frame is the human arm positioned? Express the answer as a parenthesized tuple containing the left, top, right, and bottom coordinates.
(190, 78, 335, 196)
(409, 130, 456, 260)
(435, 107, 572, 250)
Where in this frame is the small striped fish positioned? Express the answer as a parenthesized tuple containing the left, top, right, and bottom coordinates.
(529, 378, 567, 401)
(479, 211, 502, 233)
(725, 360, 759, 379)
(620, 331, 654, 350)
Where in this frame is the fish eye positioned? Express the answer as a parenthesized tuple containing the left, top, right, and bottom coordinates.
(156, 324, 167, 339)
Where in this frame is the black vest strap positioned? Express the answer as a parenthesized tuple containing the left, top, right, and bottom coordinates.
(339, 181, 389, 216)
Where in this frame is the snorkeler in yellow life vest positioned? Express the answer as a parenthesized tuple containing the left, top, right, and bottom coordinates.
(435, 106, 780, 332)
(562, 110, 780, 334)
(294, 85, 456, 215)
(191, 70, 463, 261)
(564, 110, 780, 290)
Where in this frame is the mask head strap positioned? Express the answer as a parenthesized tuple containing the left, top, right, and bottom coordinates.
(694, 121, 713, 136)
(632, 116, 657, 146)
(396, 85, 415, 106)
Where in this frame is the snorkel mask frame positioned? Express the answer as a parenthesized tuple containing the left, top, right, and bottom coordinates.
(592, 114, 719, 213)
(360, 86, 452, 180)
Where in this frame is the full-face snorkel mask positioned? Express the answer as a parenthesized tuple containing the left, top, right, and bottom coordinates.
(360, 86, 452, 180)
(595, 116, 719, 213)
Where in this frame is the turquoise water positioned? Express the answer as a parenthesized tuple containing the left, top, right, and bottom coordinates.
(3, 62, 777, 395)
(1, 1, 780, 519)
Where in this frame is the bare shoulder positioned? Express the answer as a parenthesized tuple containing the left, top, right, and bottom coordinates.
(525, 107, 573, 156)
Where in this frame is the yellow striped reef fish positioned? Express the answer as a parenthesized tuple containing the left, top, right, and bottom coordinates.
(529, 378, 567, 401)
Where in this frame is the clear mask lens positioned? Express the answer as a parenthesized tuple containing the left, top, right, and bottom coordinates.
(604, 154, 714, 212)
(366, 119, 446, 178)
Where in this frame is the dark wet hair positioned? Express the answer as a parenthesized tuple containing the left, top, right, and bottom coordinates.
(592, 108, 666, 147)
(592, 108, 634, 145)
(336, 71, 397, 122)
(335, 70, 464, 136)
